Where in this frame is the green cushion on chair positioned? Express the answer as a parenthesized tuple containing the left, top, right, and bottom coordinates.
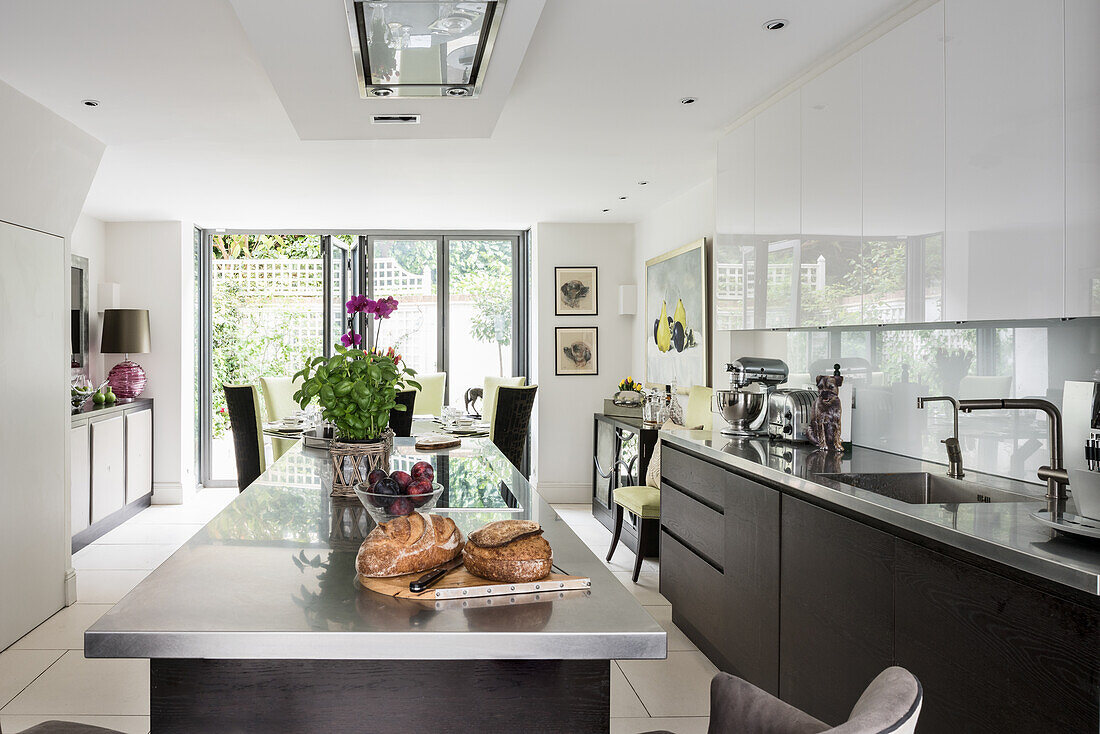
(613, 485, 661, 520)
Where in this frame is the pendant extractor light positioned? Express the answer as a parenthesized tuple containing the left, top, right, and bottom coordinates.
(344, 1, 508, 99)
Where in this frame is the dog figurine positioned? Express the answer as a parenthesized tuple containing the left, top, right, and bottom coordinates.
(805, 374, 845, 452)
(464, 387, 483, 418)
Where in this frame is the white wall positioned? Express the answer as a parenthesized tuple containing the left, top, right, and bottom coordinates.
(631, 178, 730, 385)
(532, 222, 634, 503)
(0, 78, 103, 645)
(104, 221, 196, 504)
(70, 214, 108, 382)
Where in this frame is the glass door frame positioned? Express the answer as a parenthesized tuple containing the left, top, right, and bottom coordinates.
(199, 228, 529, 488)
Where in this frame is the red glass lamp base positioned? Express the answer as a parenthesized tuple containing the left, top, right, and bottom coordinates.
(108, 359, 147, 400)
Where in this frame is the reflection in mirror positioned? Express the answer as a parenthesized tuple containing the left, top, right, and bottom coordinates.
(70, 254, 89, 370)
(765, 238, 796, 328)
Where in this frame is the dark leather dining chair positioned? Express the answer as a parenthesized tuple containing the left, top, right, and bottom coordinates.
(223, 383, 266, 492)
(490, 384, 537, 478)
(389, 389, 417, 437)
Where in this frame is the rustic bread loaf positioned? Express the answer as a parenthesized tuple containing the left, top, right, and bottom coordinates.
(463, 521, 552, 583)
(357, 513, 464, 578)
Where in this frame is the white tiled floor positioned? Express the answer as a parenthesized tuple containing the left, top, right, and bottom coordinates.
(0, 487, 237, 734)
(552, 503, 714, 733)
(1, 493, 710, 733)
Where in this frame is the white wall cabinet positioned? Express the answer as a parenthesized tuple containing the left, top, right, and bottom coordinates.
(71, 424, 91, 534)
(800, 54, 861, 327)
(861, 3, 945, 324)
(944, 0, 1065, 322)
(715, 0, 1082, 330)
(73, 400, 153, 547)
(1065, 0, 1100, 317)
(716, 122, 757, 330)
(125, 409, 153, 504)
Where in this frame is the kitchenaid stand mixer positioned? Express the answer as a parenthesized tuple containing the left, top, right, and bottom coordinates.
(713, 357, 789, 436)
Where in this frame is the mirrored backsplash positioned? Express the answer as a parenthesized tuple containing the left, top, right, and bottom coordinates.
(727, 318, 1100, 486)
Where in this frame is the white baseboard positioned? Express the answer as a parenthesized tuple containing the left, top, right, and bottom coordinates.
(152, 482, 185, 505)
(534, 482, 590, 504)
(64, 568, 77, 606)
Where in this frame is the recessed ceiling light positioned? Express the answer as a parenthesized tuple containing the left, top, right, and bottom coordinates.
(81, 99, 100, 107)
(763, 18, 788, 31)
(370, 88, 394, 97)
(446, 87, 470, 97)
(619, 196, 628, 200)
(602, 209, 610, 213)
(680, 97, 697, 105)
(637, 180, 649, 186)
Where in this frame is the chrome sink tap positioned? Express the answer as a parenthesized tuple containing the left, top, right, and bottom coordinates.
(917, 396, 964, 478)
(958, 398, 1068, 501)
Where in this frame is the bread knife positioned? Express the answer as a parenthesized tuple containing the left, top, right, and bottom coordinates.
(409, 556, 464, 593)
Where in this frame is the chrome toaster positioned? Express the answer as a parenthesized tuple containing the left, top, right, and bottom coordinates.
(767, 388, 818, 442)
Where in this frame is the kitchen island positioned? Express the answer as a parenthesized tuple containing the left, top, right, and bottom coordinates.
(85, 439, 665, 733)
(656, 427, 1100, 733)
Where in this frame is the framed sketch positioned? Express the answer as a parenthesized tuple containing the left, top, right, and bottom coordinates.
(555, 326, 598, 375)
(555, 266, 598, 315)
(645, 238, 709, 388)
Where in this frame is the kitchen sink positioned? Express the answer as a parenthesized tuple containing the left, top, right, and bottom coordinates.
(815, 472, 1037, 505)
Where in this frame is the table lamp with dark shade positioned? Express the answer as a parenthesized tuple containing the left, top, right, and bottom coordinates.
(102, 308, 151, 401)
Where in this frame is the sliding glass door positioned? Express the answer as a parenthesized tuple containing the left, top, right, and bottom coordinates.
(201, 230, 527, 487)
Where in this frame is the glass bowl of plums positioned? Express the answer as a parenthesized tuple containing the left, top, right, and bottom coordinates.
(354, 460, 444, 523)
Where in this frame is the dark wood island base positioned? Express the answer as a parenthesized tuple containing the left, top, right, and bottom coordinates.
(151, 658, 610, 733)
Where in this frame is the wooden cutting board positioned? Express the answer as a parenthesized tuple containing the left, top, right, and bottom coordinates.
(358, 567, 590, 601)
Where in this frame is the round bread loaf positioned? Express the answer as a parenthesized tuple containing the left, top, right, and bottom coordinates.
(357, 513, 464, 578)
(463, 525, 552, 583)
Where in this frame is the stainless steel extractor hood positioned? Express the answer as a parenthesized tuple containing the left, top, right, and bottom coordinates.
(344, 1, 507, 99)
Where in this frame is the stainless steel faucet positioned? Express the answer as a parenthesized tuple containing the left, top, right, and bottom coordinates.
(958, 398, 1068, 501)
(917, 395, 964, 478)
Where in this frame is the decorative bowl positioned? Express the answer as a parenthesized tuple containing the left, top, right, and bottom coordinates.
(612, 390, 643, 407)
(354, 482, 445, 523)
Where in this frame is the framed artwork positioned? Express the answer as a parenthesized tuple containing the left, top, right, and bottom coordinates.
(645, 238, 709, 388)
(555, 326, 598, 375)
(555, 266, 598, 315)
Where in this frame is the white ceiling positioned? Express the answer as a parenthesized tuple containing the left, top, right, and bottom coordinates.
(0, 0, 912, 230)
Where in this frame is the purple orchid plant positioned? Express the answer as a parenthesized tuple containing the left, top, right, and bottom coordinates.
(342, 295, 399, 348)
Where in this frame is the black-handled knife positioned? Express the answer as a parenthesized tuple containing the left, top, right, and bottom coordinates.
(409, 556, 464, 593)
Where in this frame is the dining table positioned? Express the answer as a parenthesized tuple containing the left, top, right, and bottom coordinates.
(84, 438, 665, 733)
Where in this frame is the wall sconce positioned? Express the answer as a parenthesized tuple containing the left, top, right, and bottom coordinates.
(619, 285, 637, 316)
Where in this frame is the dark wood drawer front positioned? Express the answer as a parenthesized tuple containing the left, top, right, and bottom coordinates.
(662, 444, 729, 508)
(660, 528, 727, 657)
(661, 483, 724, 569)
(780, 496, 894, 725)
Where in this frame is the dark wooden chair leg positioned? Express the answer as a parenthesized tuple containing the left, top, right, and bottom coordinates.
(631, 517, 652, 583)
(606, 503, 623, 562)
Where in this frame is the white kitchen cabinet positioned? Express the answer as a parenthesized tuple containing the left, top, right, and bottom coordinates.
(754, 92, 800, 236)
(71, 424, 91, 535)
(800, 55, 862, 327)
(91, 414, 126, 524)
(716, 122, 758, 330)
(862, 3, 945, 323)
(944, 0, 1064, 321)
(1065, 0, 1100, 317)
(125, 408, 153, 503)
(755, 92, 800, 328)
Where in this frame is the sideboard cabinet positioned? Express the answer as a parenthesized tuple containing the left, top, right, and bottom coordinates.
(71, 398, 153, 551)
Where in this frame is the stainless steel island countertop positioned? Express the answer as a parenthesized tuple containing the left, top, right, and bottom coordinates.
(660, 428, 1100, 597)
(85, 440, 666, 660)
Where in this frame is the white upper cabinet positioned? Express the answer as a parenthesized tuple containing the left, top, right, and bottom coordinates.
(862, 3, 945, 323)
(1065, 0, 1100, 317)
(754, 92, 801, 236)
(717, 122, 754, 236)
(944, 0, 1065, 321)
(716, 122, 758, 330)
(800, 55, 862, 326)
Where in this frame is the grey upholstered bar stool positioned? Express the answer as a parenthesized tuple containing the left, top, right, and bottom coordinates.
(644, 667, 922, 734)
